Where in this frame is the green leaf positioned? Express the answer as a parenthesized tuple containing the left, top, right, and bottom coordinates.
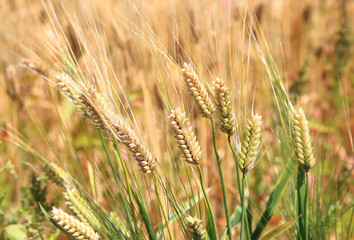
(252, 158, 296, 239)
(221, 205, 242, 240)
(131, 191, 157, 240)
(259, 216, 300, 240)
(3, 224, 26, 240)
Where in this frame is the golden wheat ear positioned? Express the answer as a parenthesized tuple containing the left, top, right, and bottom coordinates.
(51, 207, 100, 240)
(168, 108, 202, 165)
(239, 114, 262, 176)
(181, 63, 215, 118)
(292, 108, 316, 171)
(212, 77, 235, 135)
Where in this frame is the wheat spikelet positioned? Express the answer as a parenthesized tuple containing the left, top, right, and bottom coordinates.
(212, 77, 235, 135)
(79, 85, 156, 174)
(292, 108, 316, 171)
(51, 207, 100, 240)
(239, 114, 262, 175)
(64, 188, 101, 230)
(181, 63, 215, 118)
(43, 162, 72, 188)
(111, 117, 156, 173)
(185, 216, 206, 240)
(55, 73, 87, 115)
(168, 108, 202, 164)
(79, 86, 107, 130)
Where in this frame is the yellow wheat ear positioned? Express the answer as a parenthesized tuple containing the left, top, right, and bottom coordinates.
(51, 207, 100, 240)
(181, 63, 215, 118)
(212, 77, 235, 135)
(168, 108, 202, 165)
(292, 108, 316, 171)
(239, 114, 262, 176)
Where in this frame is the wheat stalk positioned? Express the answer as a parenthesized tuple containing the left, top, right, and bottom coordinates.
(239, 114, 262, 176)
(181, 63, 215, 118)
(51, 207, 100, 240)
(168, 108, 202, 165)
(292, 108, 316, 171)
(212, 77, 235, 135)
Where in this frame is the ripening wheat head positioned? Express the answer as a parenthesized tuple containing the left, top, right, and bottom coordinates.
(292, 107, 316, 171)
(212, 77, 235, 135)
(168, 108, 202, 164)
(239, 114, 262, 175)
(181, 63, 215, 118)
(51, 207, 100, 240)
(78, 84, 156, 174)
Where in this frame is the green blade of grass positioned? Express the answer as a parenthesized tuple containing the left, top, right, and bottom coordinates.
(259, 216, 300, 240)
(131, 190, 157, 240)
(252, 158, 296, 239)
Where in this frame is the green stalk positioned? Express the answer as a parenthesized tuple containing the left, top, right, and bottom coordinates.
(296, 167, 308, 240)
(153, 172, 174, 240)
(211, 118, 233, 240)
(197, 165, 219, 240)
(228, 135, 242, 195)
(240, 176, 246, 240)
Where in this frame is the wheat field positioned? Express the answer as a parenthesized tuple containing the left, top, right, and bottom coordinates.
(0, 0, 353, 239)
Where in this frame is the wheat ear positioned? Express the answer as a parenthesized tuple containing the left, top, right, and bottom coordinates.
(51, 207, 100, 240)
(181, 63, 215, 118)
(239, 114, 262, 175)
(212, 77, 235, 135)
(168, 108, 202, 164)
(43, 162, 72, 188)
(185, 216, 206, 240)
(293, 108, 316, 171)
(79, 85, 156, 174)
(64, 188, 101, 230)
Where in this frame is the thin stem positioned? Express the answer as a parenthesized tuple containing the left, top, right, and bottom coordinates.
(153, 172, 174, 240)
(240, 176, 246, 240)
(211, 118, 233, 240)
(197, 165, 219, 240)
(228, 135, 242, 195)
(305, 172, 308, 240)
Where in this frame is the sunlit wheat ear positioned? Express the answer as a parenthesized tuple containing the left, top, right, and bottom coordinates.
(168, 108, 202, 165)
(292, 108, 316, 171)
(212, 77, 235, 135)
(239, 114, 262, 176)
(79, 85, 156, 174)
(64, 188, 101, 230)
(111, 118, 157, 174)
(51, 207, 100, 240)
(43, 162, 72, 188)
(181, 63, 216, 118)
(185, 216, 206, 240)
(55, 74, 87, 115)
(79, 86, 107, 130)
